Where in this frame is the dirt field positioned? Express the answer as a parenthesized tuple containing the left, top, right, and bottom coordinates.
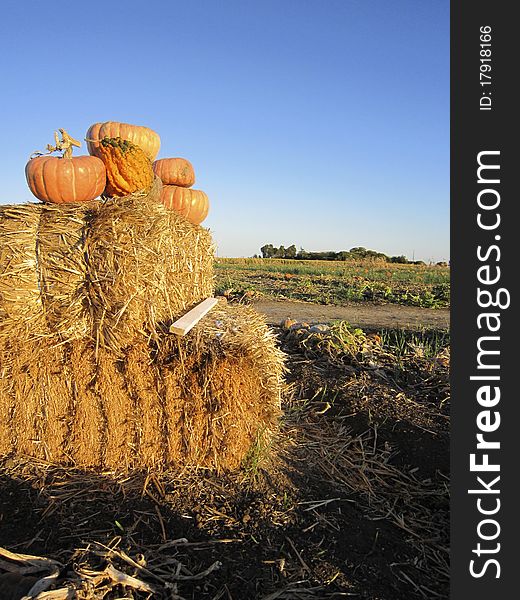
(0, 306, 449, 599)
(252, 298, 450, 330)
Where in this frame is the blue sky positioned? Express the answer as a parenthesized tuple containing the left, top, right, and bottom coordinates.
(0, 0, 449, 262)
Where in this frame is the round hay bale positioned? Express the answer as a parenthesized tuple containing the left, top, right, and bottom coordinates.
(0, 305, 284, 472)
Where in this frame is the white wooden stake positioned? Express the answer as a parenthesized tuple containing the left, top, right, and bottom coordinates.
(169, 297, 219, 336)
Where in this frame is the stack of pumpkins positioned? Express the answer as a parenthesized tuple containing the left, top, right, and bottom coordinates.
(25, 121, 209, 226)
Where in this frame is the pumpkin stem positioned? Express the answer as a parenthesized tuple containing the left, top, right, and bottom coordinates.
(30, 129, 81, 160)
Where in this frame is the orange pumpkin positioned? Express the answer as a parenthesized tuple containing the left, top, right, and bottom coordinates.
(153, 158, 195, 188)
(25, 154, 106, 204)
(86, 121, 160, 161)
(96, 137, 154, 197)
(160, 185, 209, 225)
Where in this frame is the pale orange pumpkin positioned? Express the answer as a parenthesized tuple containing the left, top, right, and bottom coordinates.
(25, 131, 106, 205)
(153, 158, 195, 188)
(160, 185, 209, 225)
(86, 121, 161, 161)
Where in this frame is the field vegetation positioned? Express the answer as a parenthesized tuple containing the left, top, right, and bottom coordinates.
(215, 258, 450, 308)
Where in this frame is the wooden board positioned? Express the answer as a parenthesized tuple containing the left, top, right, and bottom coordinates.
(169, 297, 218, 336)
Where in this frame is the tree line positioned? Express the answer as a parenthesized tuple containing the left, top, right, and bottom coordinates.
(258, 244, 424, 264)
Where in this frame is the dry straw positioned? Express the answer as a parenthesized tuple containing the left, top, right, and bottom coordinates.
(1, 182, 284, 471)
(0, 305, 285, 472)
(85, 178, 214, 354)
(0, 178, 214, 353)
(37, 201, 96, 340)
(0, 204, 45, 338)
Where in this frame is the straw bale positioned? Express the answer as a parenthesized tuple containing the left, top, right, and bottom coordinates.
(36, 202, 96, 339)
(0, 204, 45, 339)
(0, 305, 285, 472)
(0, 178, 214, 350)
(85, 178, 215, 354)
(157, 305, 285, 470)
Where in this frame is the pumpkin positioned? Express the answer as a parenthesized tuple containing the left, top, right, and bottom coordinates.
(160, 185, 209, 225)
(96, 137, 154, 197)
(153, 158, 195, 188)
(25, 129, 106, 204)
(86, 121, 160, 161)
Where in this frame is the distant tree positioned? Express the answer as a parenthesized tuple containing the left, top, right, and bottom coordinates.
(261, 243, 411, 263)
(389, 255, 408, 264)
(260, 244, 275, 258)
(365, 249, 386, 260)
(350, 247, 368, 258)
(286, 244, 297, 258)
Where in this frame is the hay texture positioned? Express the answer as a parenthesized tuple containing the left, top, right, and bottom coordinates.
(0, 305, 284, 472)
(0, 204, 46, 338)
(0, 178, 214, 353)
